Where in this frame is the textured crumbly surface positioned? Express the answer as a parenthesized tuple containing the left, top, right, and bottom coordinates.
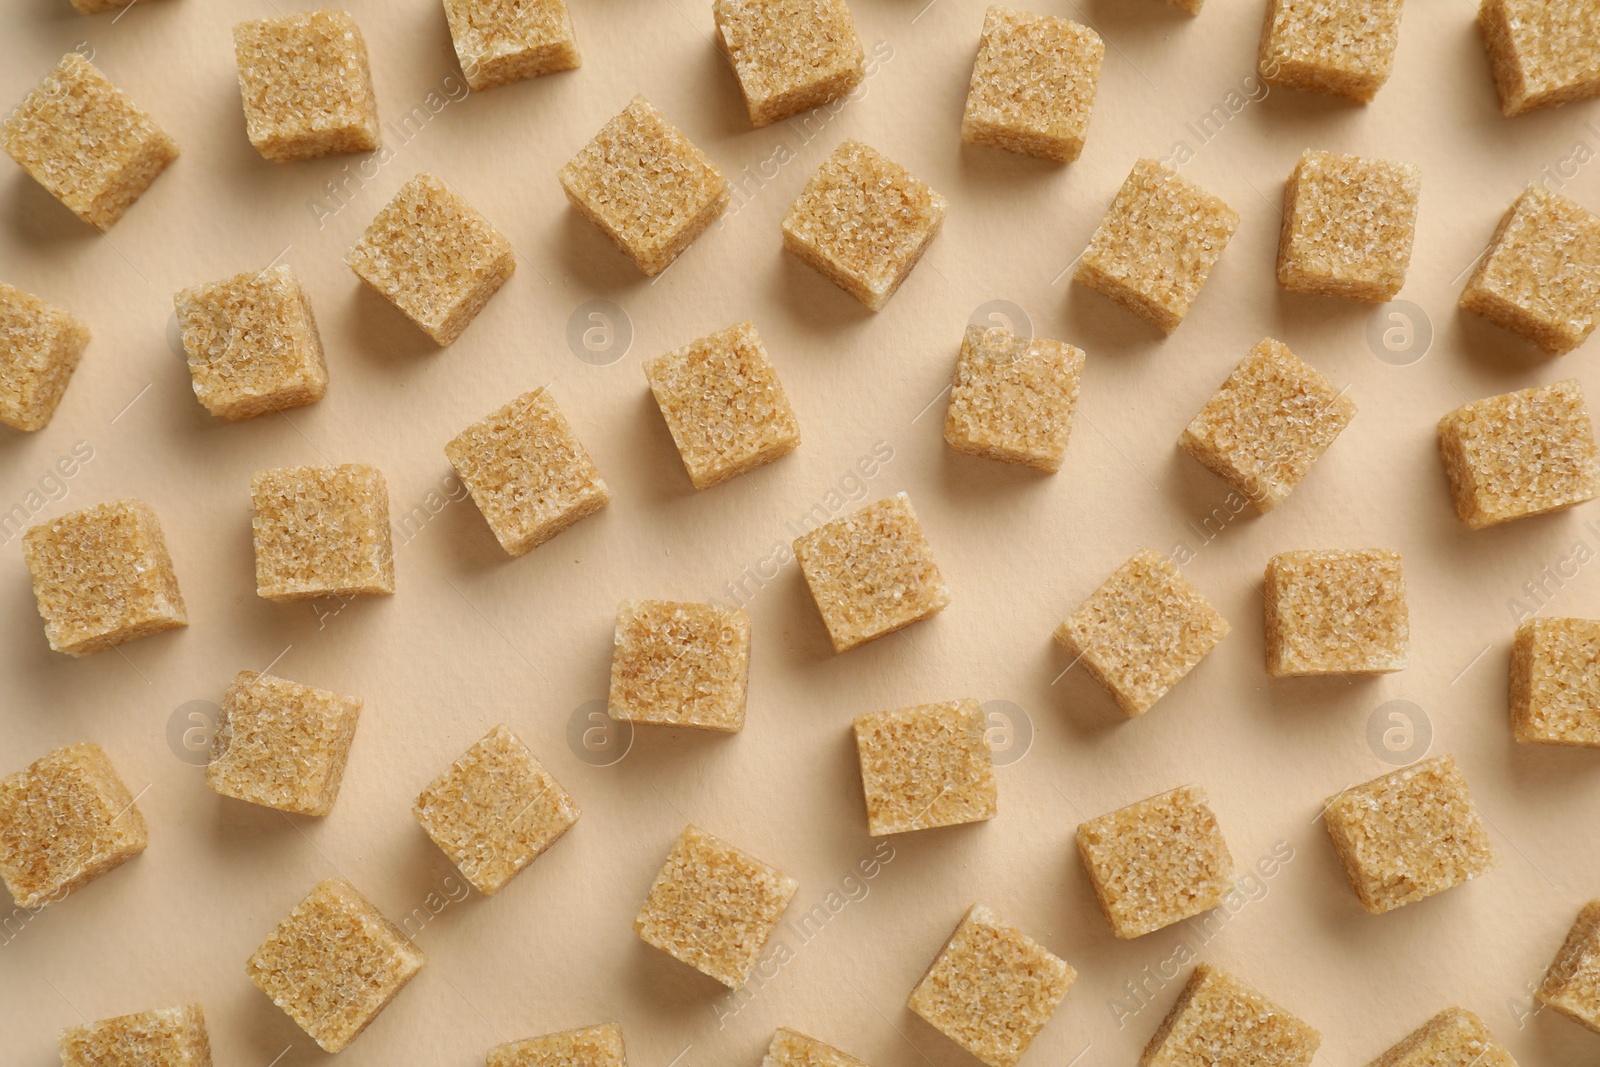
(1323, 755, 1496, 914)
(1480, 0, 1600, 116)
(1459, 185, 1600, 354)
(793, 493, 950, 653)
(205, 671, 362, 816)
(1180, 337, 1356, 512)
(1257, 0, 1404, 102)
(762, 1028, 872, 1067)
(1053, 549, 1230, 717)
(488, 1023, 627, 1067)
(714, 0, 865, 127)
(23, 499, 186, 656)
(1076, 785, 1235, 939)
(1437, 379, 1600, 529)
(1512, 618, 1600, 746)
(1141, 964, 1320, 1067)
(634, 824, 797, 989)
(445, 388, 610, 556)
(346, 173, 515, 345)
(607, 600, 751, 732)
(413, 724, 581, 895)
(1265, 549, 1409, 676)
(246, 878, 426, 1053)
(174, 264, 327, 420)
(251, 464, 394, 601)
(444, 0, 580, 92)
(643, 321, 801, 489)
(59, 1005, 211, 1067)
(962, 7, 1104, 162)
(0, 53, 178, 229)
(907, 904, 1075, 1067)
(0, 743, 146, 910)
(559, 96, 729, 276)
(854, 700, 997, 836)
(0, 281, 89, 431)
(944, 323, 1084, 472)
(781, 139, 948, 311)
(1075, 159, 1238, 333)
(1278, 150, 1421, 301)
(1539, 900, 1600, 1033)
(233, 11, 379, 162)
(1367, 1006, 1519, 1067)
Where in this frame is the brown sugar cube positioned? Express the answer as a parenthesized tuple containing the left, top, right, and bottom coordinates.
(908, 904, 1075, 1067)
(1168, 0, 1203, 12)
(60, 1005, 211, 1067)
(608, 600, 751, 732)
(251, 464, 394, 601)
(0, 743, 146, 909)
(1053, 549, 1229, 717)
(1438, 379, 1600, 529)
(444, 0, 580, 92)
(1459, 185, 1600, 354)
(1367, 1007, 1518, 1067)
(1141, 964, 1320, 1067)
(1539, 900, 1600, 1033)
(445, 388, 610, 556)
(635, 824, 797, 989)
(961, 7, 1104, 163)
(763, 1028, 871, 1067)
(1074, 159, 1238, 333)
(23, 499, 186, 656)
(489, 1023, 627, 1067)
(782, 139, 948, 311)
(1257, 0, 1404, 102)
(173, 264, 328, 420)
(414, 724, 580, 895)
(1, 53, 178, 230)
(1265, 549, 1409, 677)
(1278, 150, 1421, 302)
(643, 321, 801, 490)
(1480, 0, 1600, 116)
(793, 493, 950, 653)
(943, 323, 1084, 472)
(1180, 338, 1355, 512)
(1076, 784, 1235, 939)
(1512, 618, 1600, 746)
(0, 281, 89, 432)
(234, 11, 379, 162)
(205, 671, 362, 816)
(714, 0, 864, 128)
(1322, 755, 1495, 914)
(559, 97, 728, 277)
(854, 700, 997, 836)
(346, 173, 515, 345)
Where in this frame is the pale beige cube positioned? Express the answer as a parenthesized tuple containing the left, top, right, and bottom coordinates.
(59, 1005, 211, 1067)
(488, 1023, 627, 1067)
(1367, 1007, 1518, 1067)
(1512, 618, 1600, 746)
(608, 600, 750, 732)
(944, 324, 1084, 472)
(1265, 549, 1409, 677)
(233, 11, 380, 162)
(762, 1028, 872, 1067)
(1539, 900, 1600, 1035)
(0, 281, 88, 432)
(962, 7, 1104, 163)
(251, 464, 394, 601)
(1278, 150, 1420, 302)
(1142, 964, 1320, 1066)
(1480, 0, 1600, 116)
(1258, 0, 1405, 102)
(444, 0, 580, 92)
(206, 671, 362, 816)
(854, 700, 997, 836)
(714, 0, 864, 127)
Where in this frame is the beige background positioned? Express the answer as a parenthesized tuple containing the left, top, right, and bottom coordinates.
(5, 0, 1600, 1063)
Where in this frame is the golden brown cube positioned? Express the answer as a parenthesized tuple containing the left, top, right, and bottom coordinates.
(782, 139, 947, 311)
(1480, 0, 1600, 116)
(234, 11, 379, 162)
(1367, 1007, 1518, 1067)
(762, 1028, 871, 1067)
(943, 323, 1084, 472)
(444, 0, 580, 92)
(205, 671, 362, 816)
(1512, 618, 1600, 746)
(962, 7, 1104, 163)
(1141, 964, 1319, 1067)
(251, 464, 394, 601)
(489, 1023, 626, 1067)
(1278, 150, 1420, 301)
(60, 1005, 211, 1067)
(714, 0, 864, 128)
(608, 600, 751, 732)
(1539, 900, 1600, 1034)
(907, 904, 1075, 1067)
(0, 281, 88, 432)
(1257, 0, 1404, 102)
(1265, 549, 1408, 677)
(854, 700, 997, 836)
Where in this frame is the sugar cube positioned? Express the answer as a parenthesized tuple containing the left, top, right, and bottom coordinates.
(854, 699, 997, 836)
(1265, 549, 1409, 677)
(70, 0, 144, 11)
(1141, 964, 1320, 1067)
(762, 1028, 870, 1067)
(608, 600, 751, 732)
(1480, 0, 1600, 116)
(962, 7, 1104, 163)
(714, 0, 864, 128)
(943, 323, 1084, 472)
(60, 1005, 211, 1067)
(234, 11, 379, 162)
(489, 1023, 626, 1067)
(1278, 150, 1421, 302)
(1539, 900, 1600, 1033)
(1512, 618, 1600, 746)
(205, 670, 362, 816)
(1168, 0, 1203, 12)
(0, 281, 89, 431)
(1257, 0, 1404, 102)
(444, 0, 581, 92)
(1367, 1007, 1518, 1067)
(251, 464, 394, 601)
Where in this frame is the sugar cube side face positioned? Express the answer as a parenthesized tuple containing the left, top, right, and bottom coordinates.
(1167, 0, 1203, 13)
(1512, 618, 1600, 746)
(1367, 1007, 1518, 1067)
(1539, 900, 1600, 1033)
(205, 671, 362, 816)
(1479, 0, 1600, 116)
(488, 1023, 627, 1067)
(961, 7, 1104, 163)
(854, 699, 997, 836)
(59, 1005, 211, 1067)
(251, 464, 394, 601)
(1278, 150, 1421, 302)
(1265, 549, 1409, 677)
(0, 53, 178, 229)
(1257, 0, 1404, 102)
(0, 743, 148, 909)
(1141, 964, 1320, 1067)
(781, 139, 948, 311)
(233, 10, 380, 162)
(0, 281, 89, 431)
(944, 323, 1085, 472)
(443, 0, 581, 92)
(762, 1028, 871, 1067)
(714, 0, 864, 128)
(608, 601, 751, 732)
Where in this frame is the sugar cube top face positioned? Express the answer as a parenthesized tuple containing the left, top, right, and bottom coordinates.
(1513, 618, 1600, 746)
(714, 0, 865, 128)
(1076, 784, 1235, 939)
(0, 743, 147, 910)
(445, 388, 611, 556)
(233, 11, 380, 162)
(1322, 755, 1495, 914)
(0, 281, 89, 432)
(643, 321, 801, 490)
(1438, 379, 1600, 529)
(1480, 0, 1600, 116)
(944, 324, 1085, 472)
(174, 264, 328, 420)
(489, 1022, 627, 1067)
(1265, 549, 1409, 677)
(1180, 338, 1356, 512)
(1539, 900, 1600, 1033)
(762, 1028, 871, 1067)
(854, 700, 998, 836)
(1074, 159, 1238, 333)
(1368, 1007, 1518, 1067)
(444, 0, 580, 92)
(608, 600, 751, 732)
(962, 7, 1105, 163)
(59, 1005, 211, 1067)
(0, 53, 178, 229)
(1257, 0, 1404, 102)
(346, 173, 515, 345)
(907, 904, 1075, 1067)
(1459, 185, 1600, 354)
(635, 824, 797, 989)
(251, 464, 394, 601)
(1053, 549, 1229, 717)
(793, 493, 951, 653)
(559, 96, 729, 277)
(247, 878, 426, 1053)
(781, 139, 948, 311)
(1141, 964, 1320, 1067)
(1278, 150, 1421, 302)
(206, 671, 363, 817)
